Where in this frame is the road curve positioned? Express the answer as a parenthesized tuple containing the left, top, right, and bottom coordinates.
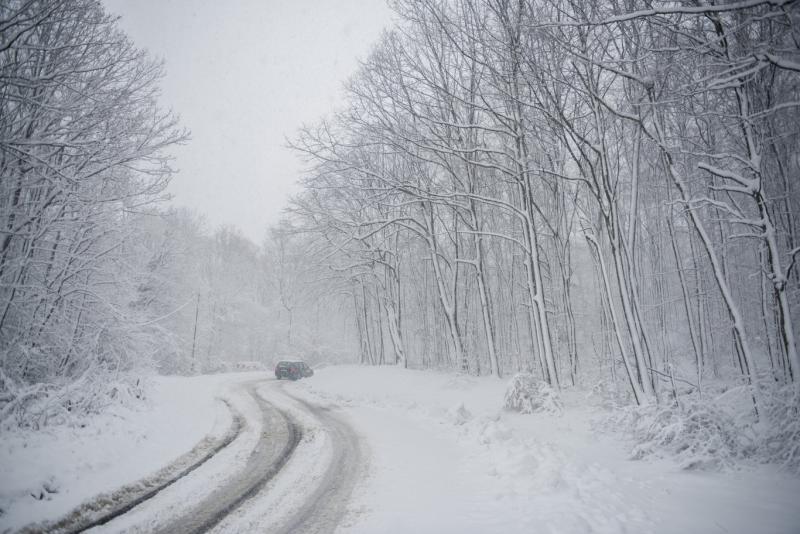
(20, 400, 244, 534)
(270, 385, 364, 534)
(151, 380, 301, 533)
(26, 378, 363, 534)
(115, 378, 364, 534)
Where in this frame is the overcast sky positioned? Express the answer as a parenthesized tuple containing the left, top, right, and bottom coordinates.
(103, 0, 393, 243)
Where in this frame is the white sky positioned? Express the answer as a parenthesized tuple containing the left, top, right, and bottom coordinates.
(103, 0, 393, 243)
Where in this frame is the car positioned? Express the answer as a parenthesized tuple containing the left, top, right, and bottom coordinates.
(274, 360, 314, 380)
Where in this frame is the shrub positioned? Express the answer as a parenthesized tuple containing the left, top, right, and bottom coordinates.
(0, 366, 146, 431)
(759, 385, 800, 473)
(504, 373, 562, 415)
(627, 400, 749, 470)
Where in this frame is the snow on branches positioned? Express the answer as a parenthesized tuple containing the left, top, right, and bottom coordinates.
(0, 0, 185, 428)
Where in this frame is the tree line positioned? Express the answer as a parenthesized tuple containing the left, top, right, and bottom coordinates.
(2, 0, 798, 431)
(290, 0, 800, 410)
(0, 0, 186, 426)
(0, 0, 342, 428)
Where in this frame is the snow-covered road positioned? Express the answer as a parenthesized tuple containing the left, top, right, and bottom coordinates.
(84, 378, 365, 534)
(3, 375, 366, 534)
(207, 381, 364, 534)
(137, 380, 300, 533)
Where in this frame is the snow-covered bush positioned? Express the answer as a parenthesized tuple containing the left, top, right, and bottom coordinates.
(0, 368, 146, 431)
(603, 380, 800, 474)
(759, 385, 800, 473)
(504, 373, 562, 415)
(626, 400, 749, 470)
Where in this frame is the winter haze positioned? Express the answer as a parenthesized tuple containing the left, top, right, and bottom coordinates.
(103, 0, 393, 241)
(1, 1, 799, 533)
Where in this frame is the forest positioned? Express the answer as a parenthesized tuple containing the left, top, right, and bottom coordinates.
(288, 0, 800, 467)
(0, 0, 340, 429)
(1, 0, 799, 473)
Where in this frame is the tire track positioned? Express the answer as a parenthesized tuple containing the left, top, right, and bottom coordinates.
(19, 400, 243, 534)
(271, 388, 363, 534)
(17, 379, 355, 534)
(153, 382, 301, 534)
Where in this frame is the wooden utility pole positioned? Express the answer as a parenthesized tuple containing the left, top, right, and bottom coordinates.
(190, 293, 200, 362)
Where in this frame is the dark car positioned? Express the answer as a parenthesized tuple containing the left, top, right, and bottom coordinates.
(274, 360, 314, 380)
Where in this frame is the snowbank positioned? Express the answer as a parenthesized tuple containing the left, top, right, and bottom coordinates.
(288, 365, 800, 534)
(0, 373, 253, 532)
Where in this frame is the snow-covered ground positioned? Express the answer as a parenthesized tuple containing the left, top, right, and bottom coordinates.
(3, 367, 798, 534)
(0, 373, 249, 532)
(288, 365, 800, 534)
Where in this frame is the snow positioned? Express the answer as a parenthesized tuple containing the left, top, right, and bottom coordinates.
(287, 365, 800, 534)
(3, 367, 798, 533)
(93, 373, 270, 533)
(0, 373, 245, 532)
(207, 382, 335, 533)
